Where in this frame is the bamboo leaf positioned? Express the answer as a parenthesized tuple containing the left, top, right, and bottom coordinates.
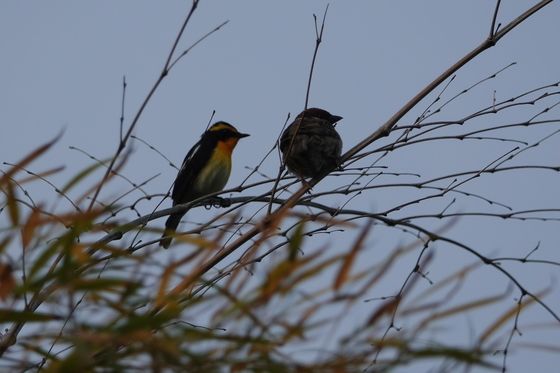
(0, 263, 15, 301)
(0, 309, 61, 322)
(21, 207, 42, 248)
(5, 182, 20, 227)
(0, 133, 61, 186)
(334, 222, 371, 291)
(60, 161, 105, 194)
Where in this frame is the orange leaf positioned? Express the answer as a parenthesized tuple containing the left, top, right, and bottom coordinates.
(21, 207, 42, 248)
(0, 263, 15, 301)
(5, 183, 20, 227)
(333, 222, 371, 291)
(0, 134, 61, 187)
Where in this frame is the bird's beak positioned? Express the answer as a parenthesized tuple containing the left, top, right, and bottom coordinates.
(331, 115, 343, 123)
(237, 133, 250, 138)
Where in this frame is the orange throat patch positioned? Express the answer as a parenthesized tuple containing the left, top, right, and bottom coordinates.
(217, 138, 240, 156)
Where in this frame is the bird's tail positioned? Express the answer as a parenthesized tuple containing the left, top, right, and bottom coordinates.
(160, 213, 184, 249)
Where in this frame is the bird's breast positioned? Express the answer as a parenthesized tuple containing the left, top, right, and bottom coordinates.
(193, 147, 232, 194)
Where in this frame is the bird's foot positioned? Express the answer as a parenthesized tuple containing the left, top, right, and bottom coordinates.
(301, 179, 313, 193)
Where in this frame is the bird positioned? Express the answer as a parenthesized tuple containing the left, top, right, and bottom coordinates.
(160, 121, 249, 249)
(280, 108, 343, 186)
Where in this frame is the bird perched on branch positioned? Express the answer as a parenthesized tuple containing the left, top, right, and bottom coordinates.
(160, 122, 249, 249)
(280, 107, 343, 186)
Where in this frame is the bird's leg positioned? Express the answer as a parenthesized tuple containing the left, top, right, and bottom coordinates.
(301, 178, 313, 193)
(335, 158, 344, 172)
(209, 196, 228, 208)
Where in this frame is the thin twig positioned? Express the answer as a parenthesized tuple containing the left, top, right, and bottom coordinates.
(305, 4, 329, 109)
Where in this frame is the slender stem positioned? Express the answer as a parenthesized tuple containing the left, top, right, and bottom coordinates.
(304, 5, 329, 110)
(489, 0, 502, 40)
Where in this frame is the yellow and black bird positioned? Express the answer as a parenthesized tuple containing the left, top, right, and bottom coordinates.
(280, 108, 343, 186)
(160, 121, 249, 249)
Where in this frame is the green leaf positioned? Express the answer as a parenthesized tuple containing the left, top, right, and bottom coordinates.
(0, 309, 61, 322)
(60, 161, 105, 194)
(288, 221, 305, 261)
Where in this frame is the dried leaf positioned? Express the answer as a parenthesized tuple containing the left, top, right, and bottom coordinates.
(21, 207, 42, 248)
(0, 263, 15, 301)
(5, 183, 20, 227)
(0, 134, 61, 187)
(334, 222, 371, 291)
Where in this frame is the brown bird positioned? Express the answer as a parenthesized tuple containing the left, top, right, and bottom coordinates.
(280, 108, 343, 186)
(160, 121, 249, 249)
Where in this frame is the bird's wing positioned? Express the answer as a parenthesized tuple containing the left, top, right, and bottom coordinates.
(283, 118, 340, 140)
(171, 138, 213, 204)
